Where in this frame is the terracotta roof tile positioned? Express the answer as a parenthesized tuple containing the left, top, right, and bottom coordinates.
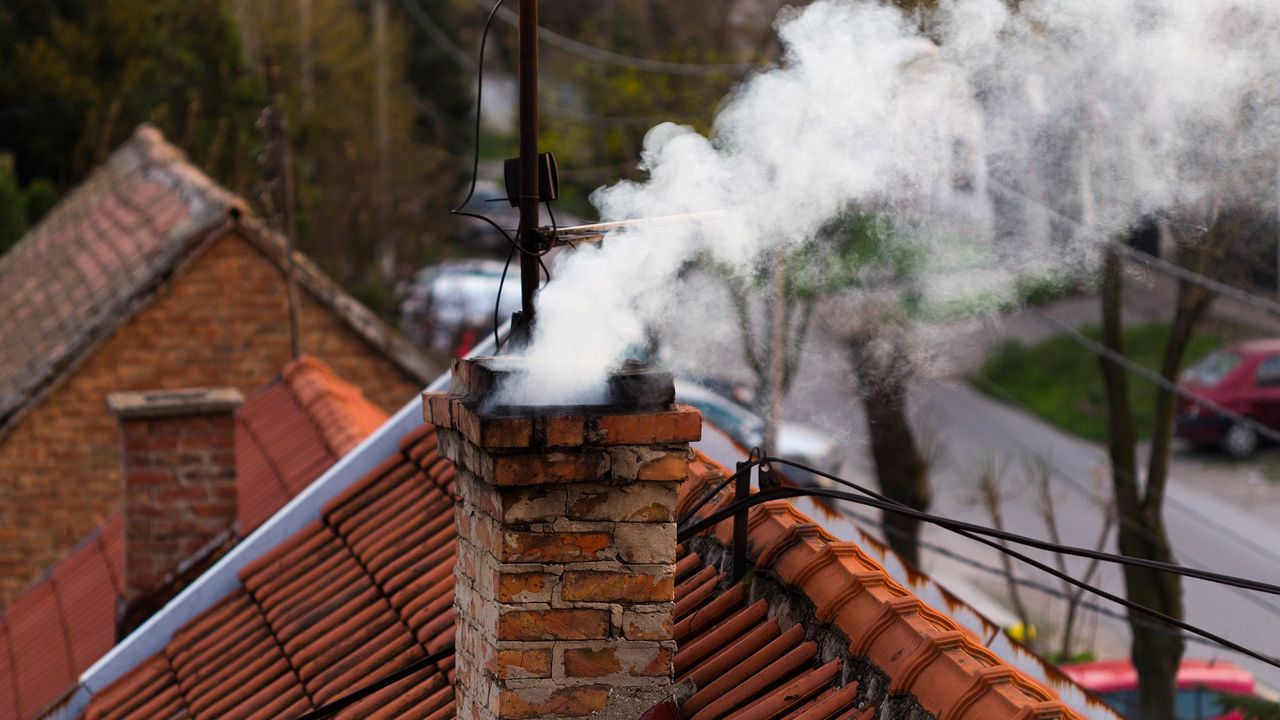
(0, 358, 383, 720)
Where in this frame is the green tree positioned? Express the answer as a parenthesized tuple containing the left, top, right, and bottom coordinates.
(0, 0, 263, 191)
(0, 156, 27, 254)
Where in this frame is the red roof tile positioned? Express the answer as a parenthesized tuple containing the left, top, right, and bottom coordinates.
(82, 427, 1096, 720)
(0, 358, 383, 720)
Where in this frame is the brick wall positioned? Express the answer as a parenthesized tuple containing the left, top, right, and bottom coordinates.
(0, 230, 423, 604)
(426, 360, 701, 720)
(108, 388, 241, 608)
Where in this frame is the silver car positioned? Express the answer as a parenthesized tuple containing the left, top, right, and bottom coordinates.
(675, 380, 844, 488)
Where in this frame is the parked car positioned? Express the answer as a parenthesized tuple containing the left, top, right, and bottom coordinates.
(674, 379, 844, 488)
(1175, 339, 1280, 458)
(400, 260, 522, 356)
(1061, 658, 1254, 720)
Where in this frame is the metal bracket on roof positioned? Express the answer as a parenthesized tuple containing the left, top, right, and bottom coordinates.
(732, 447, 761, 583)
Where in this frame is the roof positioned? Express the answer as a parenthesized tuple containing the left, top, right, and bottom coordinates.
(81, 424, 457, 720)
(0, 357, 385, 720)
(0, 124, 431, 433)
(79, 418, 1102, 720)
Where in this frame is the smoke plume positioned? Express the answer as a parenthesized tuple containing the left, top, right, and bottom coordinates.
(502, 0, 1280, 406)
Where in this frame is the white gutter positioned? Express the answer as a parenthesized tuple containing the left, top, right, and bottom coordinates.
(52, 334, 495, 720)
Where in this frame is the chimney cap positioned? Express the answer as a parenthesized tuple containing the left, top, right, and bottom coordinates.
(107, 387, 244, 420)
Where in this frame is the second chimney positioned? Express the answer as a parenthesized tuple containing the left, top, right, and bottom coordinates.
(426, 358, 701, 719)
(107, 388, 242, 628)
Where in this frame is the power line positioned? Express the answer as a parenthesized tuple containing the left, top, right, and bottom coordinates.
(465, 0, 758, 77)
(838, 504, 1226, 653)
(942, 370, 1280, 625)
(987, 178, 1280, 322)
(397, 0, 478, 69)
(678, 460, 1280, 670)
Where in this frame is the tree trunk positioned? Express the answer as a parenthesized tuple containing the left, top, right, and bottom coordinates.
(850, 334, 930, 568)
(1099, 244, 1212, 719)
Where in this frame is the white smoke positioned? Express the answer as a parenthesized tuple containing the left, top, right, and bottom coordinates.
(502, 0, 1280, 406)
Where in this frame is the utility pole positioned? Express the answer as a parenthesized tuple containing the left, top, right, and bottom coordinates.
(373, 0, 395, 283)
(299, 0, 314, 122)
(513, 0, 541, 345)
(261, 63, 303, 360)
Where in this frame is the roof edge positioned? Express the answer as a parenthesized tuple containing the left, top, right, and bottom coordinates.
(230, 218, 434, 384)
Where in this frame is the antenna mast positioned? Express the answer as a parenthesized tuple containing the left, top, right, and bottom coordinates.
(512, 0, 541, 346)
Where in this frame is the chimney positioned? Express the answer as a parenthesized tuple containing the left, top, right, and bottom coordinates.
(107, 388, 242, 624)
(425, 358, 701, 719)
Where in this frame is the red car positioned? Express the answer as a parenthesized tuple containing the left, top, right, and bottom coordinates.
(1176, 340, 1280, 458)
(1062, 659, 1254, 719)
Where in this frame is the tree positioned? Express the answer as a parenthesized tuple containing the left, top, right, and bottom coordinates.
(230, 0, 460, 314)
(0, 0, 263, 191)
(1097, 214, 1257, 718)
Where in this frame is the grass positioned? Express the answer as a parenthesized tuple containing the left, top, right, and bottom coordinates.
(974, 323, 1232, 442)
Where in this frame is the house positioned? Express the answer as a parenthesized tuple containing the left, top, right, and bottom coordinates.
(51, 356, 1115, 720)
(0, 356, 387, 720)
(0, 125, 433, 604)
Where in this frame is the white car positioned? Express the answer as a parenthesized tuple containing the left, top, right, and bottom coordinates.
(675, 380, 844, 488)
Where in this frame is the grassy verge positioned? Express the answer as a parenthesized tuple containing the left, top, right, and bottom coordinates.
(973, 323, 1232, 442)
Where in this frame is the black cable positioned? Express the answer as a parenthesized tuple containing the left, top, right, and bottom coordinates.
(843, 502, 1223, 651)
(760, 456, 1280, 597)
(294, 642, 456, 720)
(447, 0, 547, 261)
(492, 242, 516, 351)
(677, 459, 762, 526)
(679, 482, 1280, 671)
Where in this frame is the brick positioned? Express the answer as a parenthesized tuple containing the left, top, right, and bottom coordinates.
(497, 572, 555, 603)
(588, 406, 701, 445)
(498, 609, 610, 641)
(622, 608, 674, 641)
(491, 452, 608, 487)
(566, 482, 678, 522)
(561, 570, 675, 603)
(563, 643, 673, 678)
(502, 531, 613, 563)
(489, 648, 552, 680)
(542, 416, 585, 447)
(614, 523, 677, 564)
(497, 684, 610, 719)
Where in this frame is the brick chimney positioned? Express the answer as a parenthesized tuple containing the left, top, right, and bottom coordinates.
(107, 388, 242, 619)
(425, 358, 701, 719)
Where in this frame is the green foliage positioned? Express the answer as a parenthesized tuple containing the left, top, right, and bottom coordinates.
(0, 0, 264, 190)
(1217, 692, 1280, 720)
(0, 156, 27, 254)
(974, 323, 1233, 442)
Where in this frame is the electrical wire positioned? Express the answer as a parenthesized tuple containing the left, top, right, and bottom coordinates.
(293, 642, 456, 719)
(678, 475, 1280, 670)
(465, 0, 758, 77)
(397, 0, 476, 69)
(987, 177, 1280, 322)
(743, 457, 1280, 597)
(841, 502, 1224, 652)
(448, 0, 549, 262)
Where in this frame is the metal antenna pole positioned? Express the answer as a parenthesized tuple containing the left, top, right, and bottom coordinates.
(514, 0, 541, 344)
